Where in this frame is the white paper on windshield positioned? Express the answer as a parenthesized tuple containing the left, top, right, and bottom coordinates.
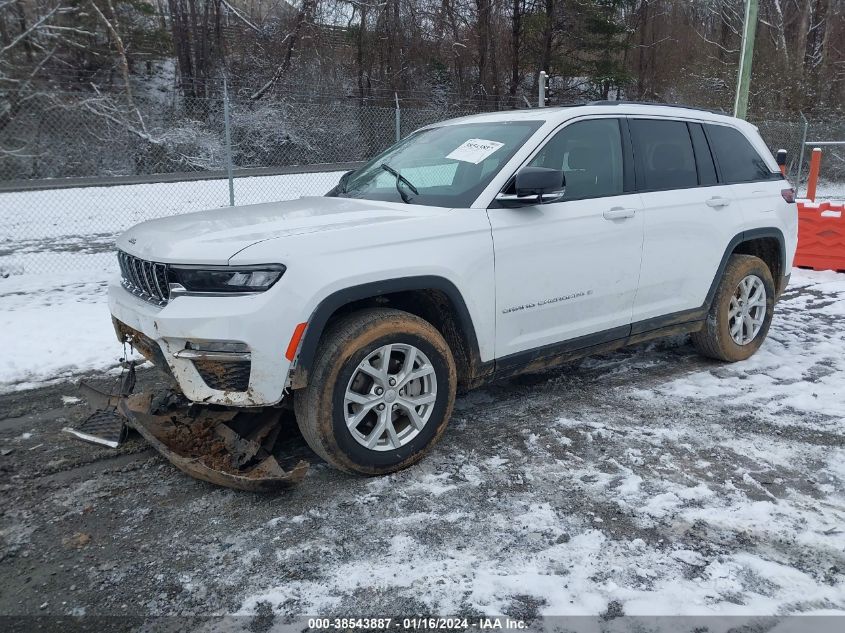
(446, 138, 505, 164)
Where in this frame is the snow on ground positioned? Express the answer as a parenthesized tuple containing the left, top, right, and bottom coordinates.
(227, 269, 845, 619)
(1, 174, 844, 622)
(0, 175, 845, 616)
(0, 270, 125, 390)
(637, 269, 845, 421)
(1, 268, 843, 621)
(0, 270, 842, 625)
(815, 179, 845, 202)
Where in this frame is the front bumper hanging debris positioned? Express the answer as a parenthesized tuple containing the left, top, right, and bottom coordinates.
(63, 361, 137, 448)
(63, 409, 128, 449)
(72, 380, 309, 492)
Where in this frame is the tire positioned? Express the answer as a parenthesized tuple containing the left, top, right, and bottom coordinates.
(691, 254, 775, 362)
(294, 308, 457, 475)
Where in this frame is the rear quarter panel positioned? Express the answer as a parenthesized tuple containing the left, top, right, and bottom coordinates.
(735, 179, 798, 272)
(731, 123, 798, 276)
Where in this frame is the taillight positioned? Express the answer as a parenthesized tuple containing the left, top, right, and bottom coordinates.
(781, 188, 796, 203)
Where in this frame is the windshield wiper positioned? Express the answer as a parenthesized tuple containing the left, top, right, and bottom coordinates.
(380, 163, 419, 204)
(335, 171, 351, 195)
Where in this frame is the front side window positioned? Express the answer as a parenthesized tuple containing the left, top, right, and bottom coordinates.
(332, 121, 543, 207)
(525, 118, 624, 201)
(630, 119, 698, 191)
(705, 124, 775, 184)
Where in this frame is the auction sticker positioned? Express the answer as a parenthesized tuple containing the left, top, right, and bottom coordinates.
(446, 139, 504, 164)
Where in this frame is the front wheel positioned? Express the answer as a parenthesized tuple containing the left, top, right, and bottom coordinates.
(691, 254, 775, 362)
(294, 308, 457, 475)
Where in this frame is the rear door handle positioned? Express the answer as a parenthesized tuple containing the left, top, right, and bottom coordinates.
(603, 207, 636, 220)
(706, 197, 731, 208)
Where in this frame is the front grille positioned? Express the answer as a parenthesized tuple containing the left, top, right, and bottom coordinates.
(193, 359, 252, 392)
(118, 251, 170, 306)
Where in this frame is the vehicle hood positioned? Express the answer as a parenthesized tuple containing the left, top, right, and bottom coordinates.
(116, 196, 443, 264)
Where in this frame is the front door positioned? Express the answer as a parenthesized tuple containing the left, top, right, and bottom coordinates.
(487, 117, 644, 361)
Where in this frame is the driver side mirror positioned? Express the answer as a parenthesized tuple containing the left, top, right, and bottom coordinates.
(496, 167, 566, 207)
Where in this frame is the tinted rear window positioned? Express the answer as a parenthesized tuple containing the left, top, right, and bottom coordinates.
(630, 119, 698, 191)
(705, 124, 775, 184)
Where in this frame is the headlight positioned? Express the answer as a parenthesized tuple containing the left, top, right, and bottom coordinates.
(169, 264, 285, 294)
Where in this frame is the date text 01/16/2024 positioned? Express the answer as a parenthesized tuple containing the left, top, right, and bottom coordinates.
(307, 617, 528, 630)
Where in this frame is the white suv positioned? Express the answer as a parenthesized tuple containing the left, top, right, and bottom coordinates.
(110, 102, 798, 474)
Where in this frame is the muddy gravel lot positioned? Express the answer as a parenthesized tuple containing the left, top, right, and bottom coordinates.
(1, 270, 843, 631)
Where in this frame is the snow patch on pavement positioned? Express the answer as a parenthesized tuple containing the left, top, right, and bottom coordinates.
(633, 269, 845, 422)
(0, 270, 129, 390)
(1, 174, 844, 616)
(815, 179, 845, 203)
(231, 268, 845, 618)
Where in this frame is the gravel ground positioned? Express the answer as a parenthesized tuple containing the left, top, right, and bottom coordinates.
(1, 270, 843, 631)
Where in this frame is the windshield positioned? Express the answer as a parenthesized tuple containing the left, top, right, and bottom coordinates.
(330, 121, 544, 207)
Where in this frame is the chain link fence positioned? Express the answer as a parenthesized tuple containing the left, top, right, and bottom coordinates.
(754, 116, 845, 191)
(0, 90, 837, 277)
(0, 91, 490, 276)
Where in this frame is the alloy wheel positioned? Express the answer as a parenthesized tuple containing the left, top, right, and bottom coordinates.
(343, 343, 437, 451)
(728, 274, 767, 345)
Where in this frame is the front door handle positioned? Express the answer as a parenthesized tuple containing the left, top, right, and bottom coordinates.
(603, 207, 636, 220)
(706, 197, 731, 208)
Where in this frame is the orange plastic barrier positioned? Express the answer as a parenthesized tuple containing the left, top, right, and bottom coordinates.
(795, 200, 845, 272)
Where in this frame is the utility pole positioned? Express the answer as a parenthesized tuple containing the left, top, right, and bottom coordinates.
(733, 0, 758, 120)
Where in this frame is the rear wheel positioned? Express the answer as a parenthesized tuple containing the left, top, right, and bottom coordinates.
(294, 308, 457, 475)
(691, 254, 775, 362)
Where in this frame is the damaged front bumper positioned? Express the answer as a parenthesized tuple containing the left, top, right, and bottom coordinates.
(121, 393, 308, 491)
(77, 381, 309, 491)
(108, 278, 299, 406)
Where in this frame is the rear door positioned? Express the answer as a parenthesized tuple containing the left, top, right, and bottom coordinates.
(704, 123, 791, 255)
(487, 117, 644, 360)
(630, 118, 741, 328)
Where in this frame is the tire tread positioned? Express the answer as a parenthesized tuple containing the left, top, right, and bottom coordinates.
(294, 308, 456, 474)
(691, 254, 774, 362)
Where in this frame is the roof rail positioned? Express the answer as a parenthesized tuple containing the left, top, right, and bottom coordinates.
(584, 100, 729, 115)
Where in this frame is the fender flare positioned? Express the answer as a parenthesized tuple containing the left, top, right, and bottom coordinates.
(705, 227, 787, 307)
(291, 276, 482, 388)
